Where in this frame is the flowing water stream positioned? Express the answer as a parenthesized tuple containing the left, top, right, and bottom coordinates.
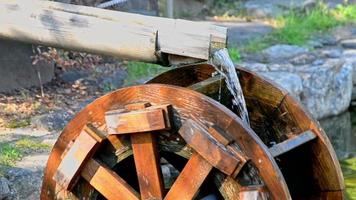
(211, 48, 250, 125)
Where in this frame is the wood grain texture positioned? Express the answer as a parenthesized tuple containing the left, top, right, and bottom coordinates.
(179, 119, 247, 176)
(53, 124, 104, 190)
(0, 0, 227, 63)
(81, 159, 140, 200)
(0, 1, 157, 62)
(208, 125, 235, 146)
(164, 153, 212, 200)
(131, 132, 164, 200)
(41, 83, 292, 199)
(106, 108, 168, 134)
(269, 130, 316, 157)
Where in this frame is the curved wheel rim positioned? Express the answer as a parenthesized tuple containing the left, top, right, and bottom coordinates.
(41, 84, 290, 200)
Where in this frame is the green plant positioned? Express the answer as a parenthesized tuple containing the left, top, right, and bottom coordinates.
(340, 158, 356, 199)
(5, 118, 31, 129)
(239, 4, 356, 53)
(15, 137, 50, 151)
(124, 61, 168, 86)
(0, 137, 50, 167)
(0, 144, 22, 166)
(228, 48, 242, 63)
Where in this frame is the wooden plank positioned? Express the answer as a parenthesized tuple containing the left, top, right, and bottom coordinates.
(0, 1, 157, 62)
(53, 124, 105, 190)
(208, 125, 234, 146)
(0, 0, 227, 63)
(179, 119, 247, 176)
(164, 153, 213, 200)
(131, 133, 164, 200)
(239, 185, 269, 200)
(81, 159, 140, 200)
(106, 108, 168, 134)
(269, 130, 317, 157)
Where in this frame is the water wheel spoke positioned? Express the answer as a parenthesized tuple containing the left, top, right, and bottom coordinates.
(188, 75, 224, 95)
(179, 119, 248, 176)
(132, 132, 165, 199)
(81, 159, 140, 200)
(269, 130, 316, 157)
(164, 153, 213, 200)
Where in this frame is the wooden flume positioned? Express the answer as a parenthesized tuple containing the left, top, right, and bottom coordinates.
(0, 0, 226, 65)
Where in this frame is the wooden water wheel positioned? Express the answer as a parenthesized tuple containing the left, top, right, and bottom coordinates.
(149, 64, 345, 199)
(41, 84, 288, 200)
(41, 64, 344, 200)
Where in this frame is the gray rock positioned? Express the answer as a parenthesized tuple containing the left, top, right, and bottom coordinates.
(320, 48, 343, 58)
(312, 59, 325, 66)
(242, 58, 353, 119)
(341, 39, 356, 49)
(260, 72, 303, 100)
(267, 63, 294, 72)
(289, 53, 317, 65)
(298, 59, 353, 119)
(239, 62, 268, 72)
(262, 45, 309, 63)
(341, 50, 356, 86)
(0, 177, 11, 200)
(31, 110, 74, 131)
(0, 39, 54, 92)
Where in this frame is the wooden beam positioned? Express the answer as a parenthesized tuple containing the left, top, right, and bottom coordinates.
(0, 0, 227, 63)
(131, 133, 165, 199)
(164, 153, 212, 200)
(179, 119, 248, 176)
(53, 124, 106, 190)
(81, 159, 140, 200)
(269, 130, 317, 157)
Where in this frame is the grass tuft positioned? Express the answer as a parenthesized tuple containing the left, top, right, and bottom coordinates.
(5, 118, 31, 129)
(124, 61, 169, 86)
(0, 137, 50, 168)
(228, 48, 242, 63)
(240, 4, 356, 53)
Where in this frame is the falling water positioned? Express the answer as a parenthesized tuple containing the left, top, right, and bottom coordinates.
(211, 48, 250, 125)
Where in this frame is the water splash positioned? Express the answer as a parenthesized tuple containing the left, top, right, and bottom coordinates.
(211, 48, 250, 125)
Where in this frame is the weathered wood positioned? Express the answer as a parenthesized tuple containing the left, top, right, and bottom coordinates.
(41, 84, 289, 200)
(131, 133, 165, 200)
(179, 119, 247, 176)
(208, 125, 234, 146)
(269, 130, 316, 157)
(0, 1, 158, 62)
(0, 0, 227, 63)
(81, 159, 140, 200)
(239, 185, 269, 200)
(124, 102, 152, 110)
(53, 124, 105, 190)
(164, 153, 213, 200)
(106, 108, 168, 134)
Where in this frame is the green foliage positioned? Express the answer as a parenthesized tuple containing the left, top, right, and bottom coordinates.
(340, 158, 356, 199)
(228, 48, 241, 63)
(0, 137, 50, 167)
(5, 118, 31, 129)
(240, 4, 356, 52)
(0, 144, 22, 166)
(124, 61, 169, 86)
(15, 137, 50, 151)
